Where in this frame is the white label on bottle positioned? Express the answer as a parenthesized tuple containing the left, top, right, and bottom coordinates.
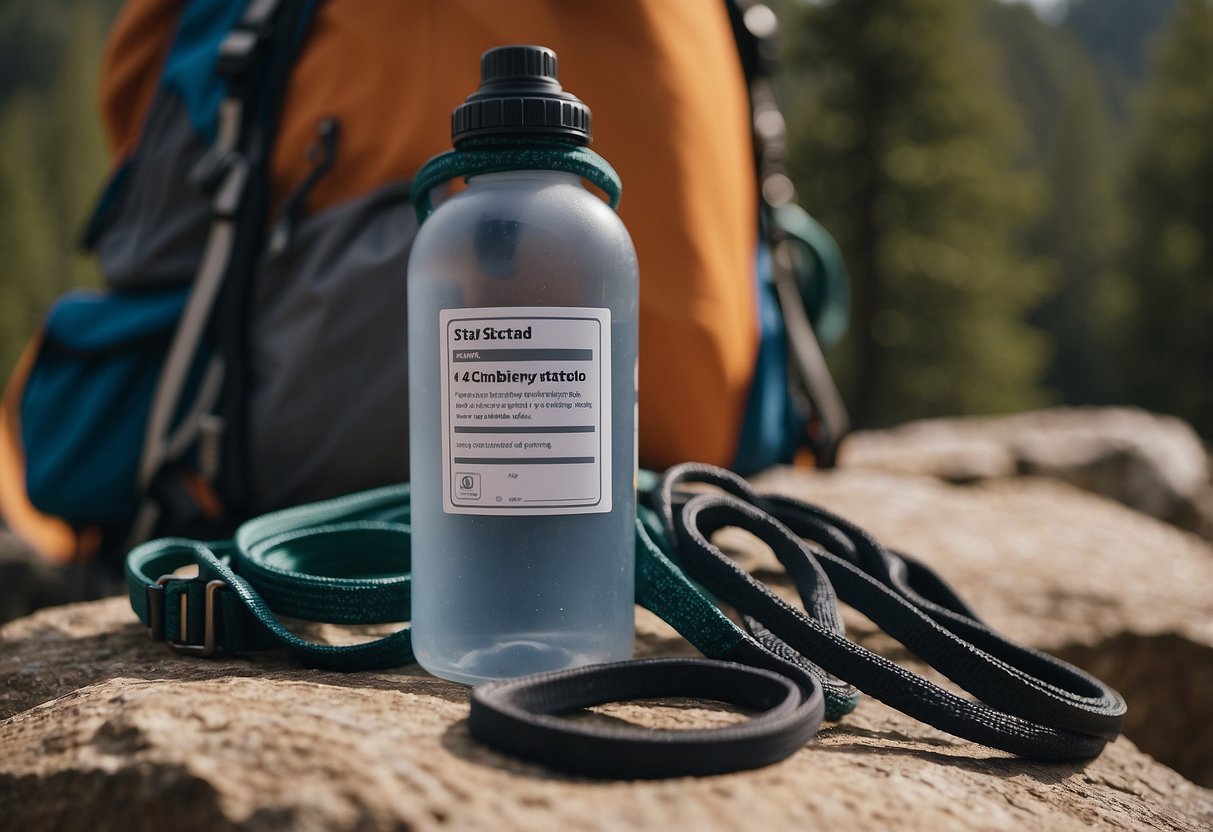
(439, 307, 611, 515)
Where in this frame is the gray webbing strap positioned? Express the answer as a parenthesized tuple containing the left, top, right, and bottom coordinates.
(770, 234, 849, 460)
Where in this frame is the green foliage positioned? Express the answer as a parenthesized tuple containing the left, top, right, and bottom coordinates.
(1064, 0, 1179, 119)
(1116, 0, 1213, 433)
(1030, 66, 1121, 404)
(785, 0, 1053, 427)
(0, 0, 111, 384)
(977, 0, 1110, 165)
(975, 3, 1125, 406)
(0, 93, 60, 371)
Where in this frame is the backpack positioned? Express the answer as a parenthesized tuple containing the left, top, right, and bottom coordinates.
(0, 0, 849, 566)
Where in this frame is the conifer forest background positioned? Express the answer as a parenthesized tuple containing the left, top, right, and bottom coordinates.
(2, 0, 1211, 437)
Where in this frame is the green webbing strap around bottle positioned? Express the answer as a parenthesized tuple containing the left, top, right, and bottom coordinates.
(411, 137, 623, 224)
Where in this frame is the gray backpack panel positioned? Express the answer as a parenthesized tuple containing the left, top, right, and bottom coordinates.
(95, 92, 212, 289)
(249, 182, 415, 512)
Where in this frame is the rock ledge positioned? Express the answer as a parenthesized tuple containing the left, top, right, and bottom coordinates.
(3, 466, 1212, 831)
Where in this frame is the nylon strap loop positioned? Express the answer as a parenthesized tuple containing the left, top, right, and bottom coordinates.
(651, 462, 1127, 761)
(126, 484, 416, 670)
(469, 658, 825, 779)
(412, 140, 623, 223)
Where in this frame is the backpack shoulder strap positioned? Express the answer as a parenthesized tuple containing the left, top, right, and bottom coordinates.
(130, 0, 324, 545)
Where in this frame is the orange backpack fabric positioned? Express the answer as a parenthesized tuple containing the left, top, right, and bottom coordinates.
(100, 0, 760, 471)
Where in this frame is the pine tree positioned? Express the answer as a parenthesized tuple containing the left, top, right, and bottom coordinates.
(784, 0, 1052, 427)
(1031, 66, 1119, 405)
(0, 93, 60, 372)
(49, 2, 108, 292)
(1116, 0, 1213, 434)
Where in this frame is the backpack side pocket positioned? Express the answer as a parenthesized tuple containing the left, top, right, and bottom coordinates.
(18, 288, 203, 531)
(0, 334, 88, 563)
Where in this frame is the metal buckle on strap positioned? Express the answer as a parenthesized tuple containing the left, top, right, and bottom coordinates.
(150, 576, 228, 657)
(146, 579, 167, 641)
(215, 0, 284, 77)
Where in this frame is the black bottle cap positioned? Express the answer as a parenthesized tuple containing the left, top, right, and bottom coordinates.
(451, 45, 592, 147)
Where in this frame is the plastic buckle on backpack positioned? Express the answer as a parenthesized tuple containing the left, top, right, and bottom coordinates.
(215, 23, 273, 78)
(153, 576, 227, 657)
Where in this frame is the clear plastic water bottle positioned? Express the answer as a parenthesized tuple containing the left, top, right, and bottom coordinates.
(407, 45, 638, 684)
